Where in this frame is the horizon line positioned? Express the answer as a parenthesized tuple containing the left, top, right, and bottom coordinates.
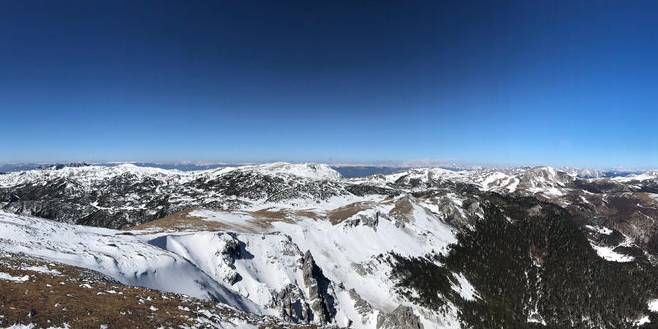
(1, 160, 657, 172)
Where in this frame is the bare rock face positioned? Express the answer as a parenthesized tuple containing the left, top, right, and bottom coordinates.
(376, 305, 424, 329)
(349, 288, 374, 324)
(216, 234, 242, 285)
(275, 284, 311, 323)
(344, 211, 381, 230)
(270, 250, 338, 326)
(300, 251, 336, 325)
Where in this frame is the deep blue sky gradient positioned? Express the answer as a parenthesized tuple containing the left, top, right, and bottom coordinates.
(1, 1, 657, 167)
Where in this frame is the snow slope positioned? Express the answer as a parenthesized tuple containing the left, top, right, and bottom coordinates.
(0, 211, 262, 314)
(0, 191, 466, 328)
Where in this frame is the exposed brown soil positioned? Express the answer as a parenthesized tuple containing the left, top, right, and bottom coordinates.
(128, 208, 228, 232)
(128, 207, 305, 234)
(326, 202, 374, 225)
(129, 203, 376, 233)
(388, 196, 414, 223)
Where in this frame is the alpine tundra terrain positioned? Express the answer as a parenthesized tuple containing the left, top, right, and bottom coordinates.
(2, 163, 658, 328)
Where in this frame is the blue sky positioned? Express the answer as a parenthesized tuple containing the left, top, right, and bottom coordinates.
(1, 1, 657, 168)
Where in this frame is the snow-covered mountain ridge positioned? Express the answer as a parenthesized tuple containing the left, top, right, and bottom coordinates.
(3, 163, 658, 328)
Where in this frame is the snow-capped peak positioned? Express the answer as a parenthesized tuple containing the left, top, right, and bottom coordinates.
(240, 162, 343, 180)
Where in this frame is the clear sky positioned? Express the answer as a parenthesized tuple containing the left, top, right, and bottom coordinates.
(1, 1, 657, 168)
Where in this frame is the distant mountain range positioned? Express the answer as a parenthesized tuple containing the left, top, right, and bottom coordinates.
(0, 161, 650, 178)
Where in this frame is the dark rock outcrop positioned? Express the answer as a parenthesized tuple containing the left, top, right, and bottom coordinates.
(376, 305, 423, 329)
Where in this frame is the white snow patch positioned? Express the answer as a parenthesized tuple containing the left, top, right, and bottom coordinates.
(648, 299, 658, 312)
(634, 315, 650, 326)
(529, 187, 565, 197)
(191, 209, 262, 231)
(527, 309, 546, 325)
(451, 273, 478, 301)
(22, 265, 61, 275)
(591, 244, 634, 262)
(585, 225, 613, 235)
(0, 272, 30, 282)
